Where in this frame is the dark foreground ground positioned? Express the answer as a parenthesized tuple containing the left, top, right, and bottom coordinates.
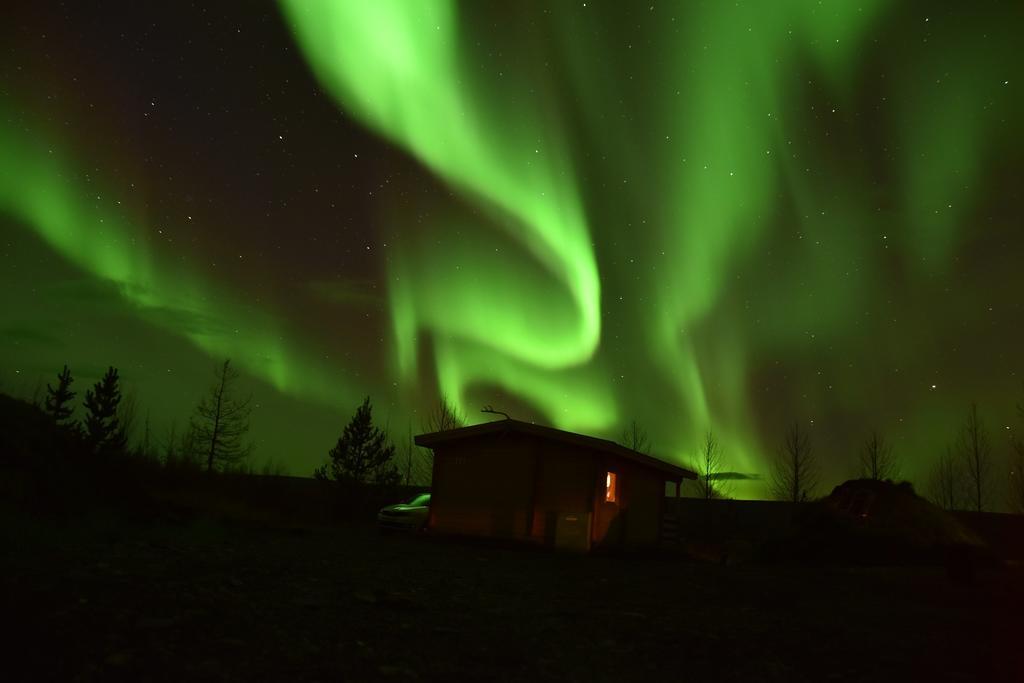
(2, 507, 1022, 683)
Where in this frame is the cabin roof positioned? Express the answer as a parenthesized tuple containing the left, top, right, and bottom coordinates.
(415, 419, 696, 480)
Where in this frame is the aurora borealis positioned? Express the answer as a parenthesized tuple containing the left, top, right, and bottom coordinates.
(1, 2, 1021, 498)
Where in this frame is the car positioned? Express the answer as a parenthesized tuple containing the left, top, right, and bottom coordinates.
(377, 493, 431, 532)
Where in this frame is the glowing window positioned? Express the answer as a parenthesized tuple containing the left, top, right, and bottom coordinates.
(605, 471, 617, 503)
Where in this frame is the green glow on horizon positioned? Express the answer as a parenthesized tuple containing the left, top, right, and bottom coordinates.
(278, 0, 893, 480)
(1, 2, 1020, 496)
(277, 1, 1021, 496)
(0, 106, 361, 408)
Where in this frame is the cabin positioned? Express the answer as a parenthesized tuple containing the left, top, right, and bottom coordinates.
(415, 419, 696, 551)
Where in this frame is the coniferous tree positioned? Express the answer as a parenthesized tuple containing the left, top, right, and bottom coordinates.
(318, 397, 399, 486)
(192, 359, 253, 473)
(44, 364, 76, 423)
(83, 366, 124, 454)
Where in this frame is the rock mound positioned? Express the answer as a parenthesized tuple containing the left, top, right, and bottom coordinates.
(764, 479, 992, 568)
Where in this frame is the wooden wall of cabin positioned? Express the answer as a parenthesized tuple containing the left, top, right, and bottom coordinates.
(591, 458, 666, 549)
(428, 432, 670, 549)
(622, 466, 664, 548)
(529, 438, 599, 543)
(429, 433, 535, 539)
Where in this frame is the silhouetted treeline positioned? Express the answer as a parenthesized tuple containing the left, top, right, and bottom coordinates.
(19, 360, 258, 473)
(6, 360, 424, 523)
(633, 383, 1024, 515)
(11, 360, 1024, 517)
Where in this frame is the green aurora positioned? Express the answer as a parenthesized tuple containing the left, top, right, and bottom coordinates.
(1, 1, 1021, 499)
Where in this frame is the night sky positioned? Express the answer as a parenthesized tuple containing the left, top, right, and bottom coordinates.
(2, 1, 1021, 498)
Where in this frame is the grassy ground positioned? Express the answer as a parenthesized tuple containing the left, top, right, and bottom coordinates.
(2, 501, 1022, 683)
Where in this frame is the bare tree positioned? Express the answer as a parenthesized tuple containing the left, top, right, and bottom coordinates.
(403, 426, 435, 486)
(400, 421, 414, 486)
(769, 422, 818, 503)
(160, 419, 201, 470)
(1008, 440, 1024, 514)
(928, 447, 962, 511)
(621, 419, 650, 454)
(140, 409, 153, 459)
(417, 395, 464, 484)
(117, 389, 139, 453)
(192, 359, 253, 473)
(424, 394, 465, 433)
(859, 431, 899, 481)
(161, 420, 179, 465)
(1009, 391, 1024, 514)
(259, 457, 286, 476)
(956, 403, 992, 512)
(694, 430, 730, 500)
(411, 444, 434, 486)
(180, 421, 204, 468)
(30, 376, 45, 409)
